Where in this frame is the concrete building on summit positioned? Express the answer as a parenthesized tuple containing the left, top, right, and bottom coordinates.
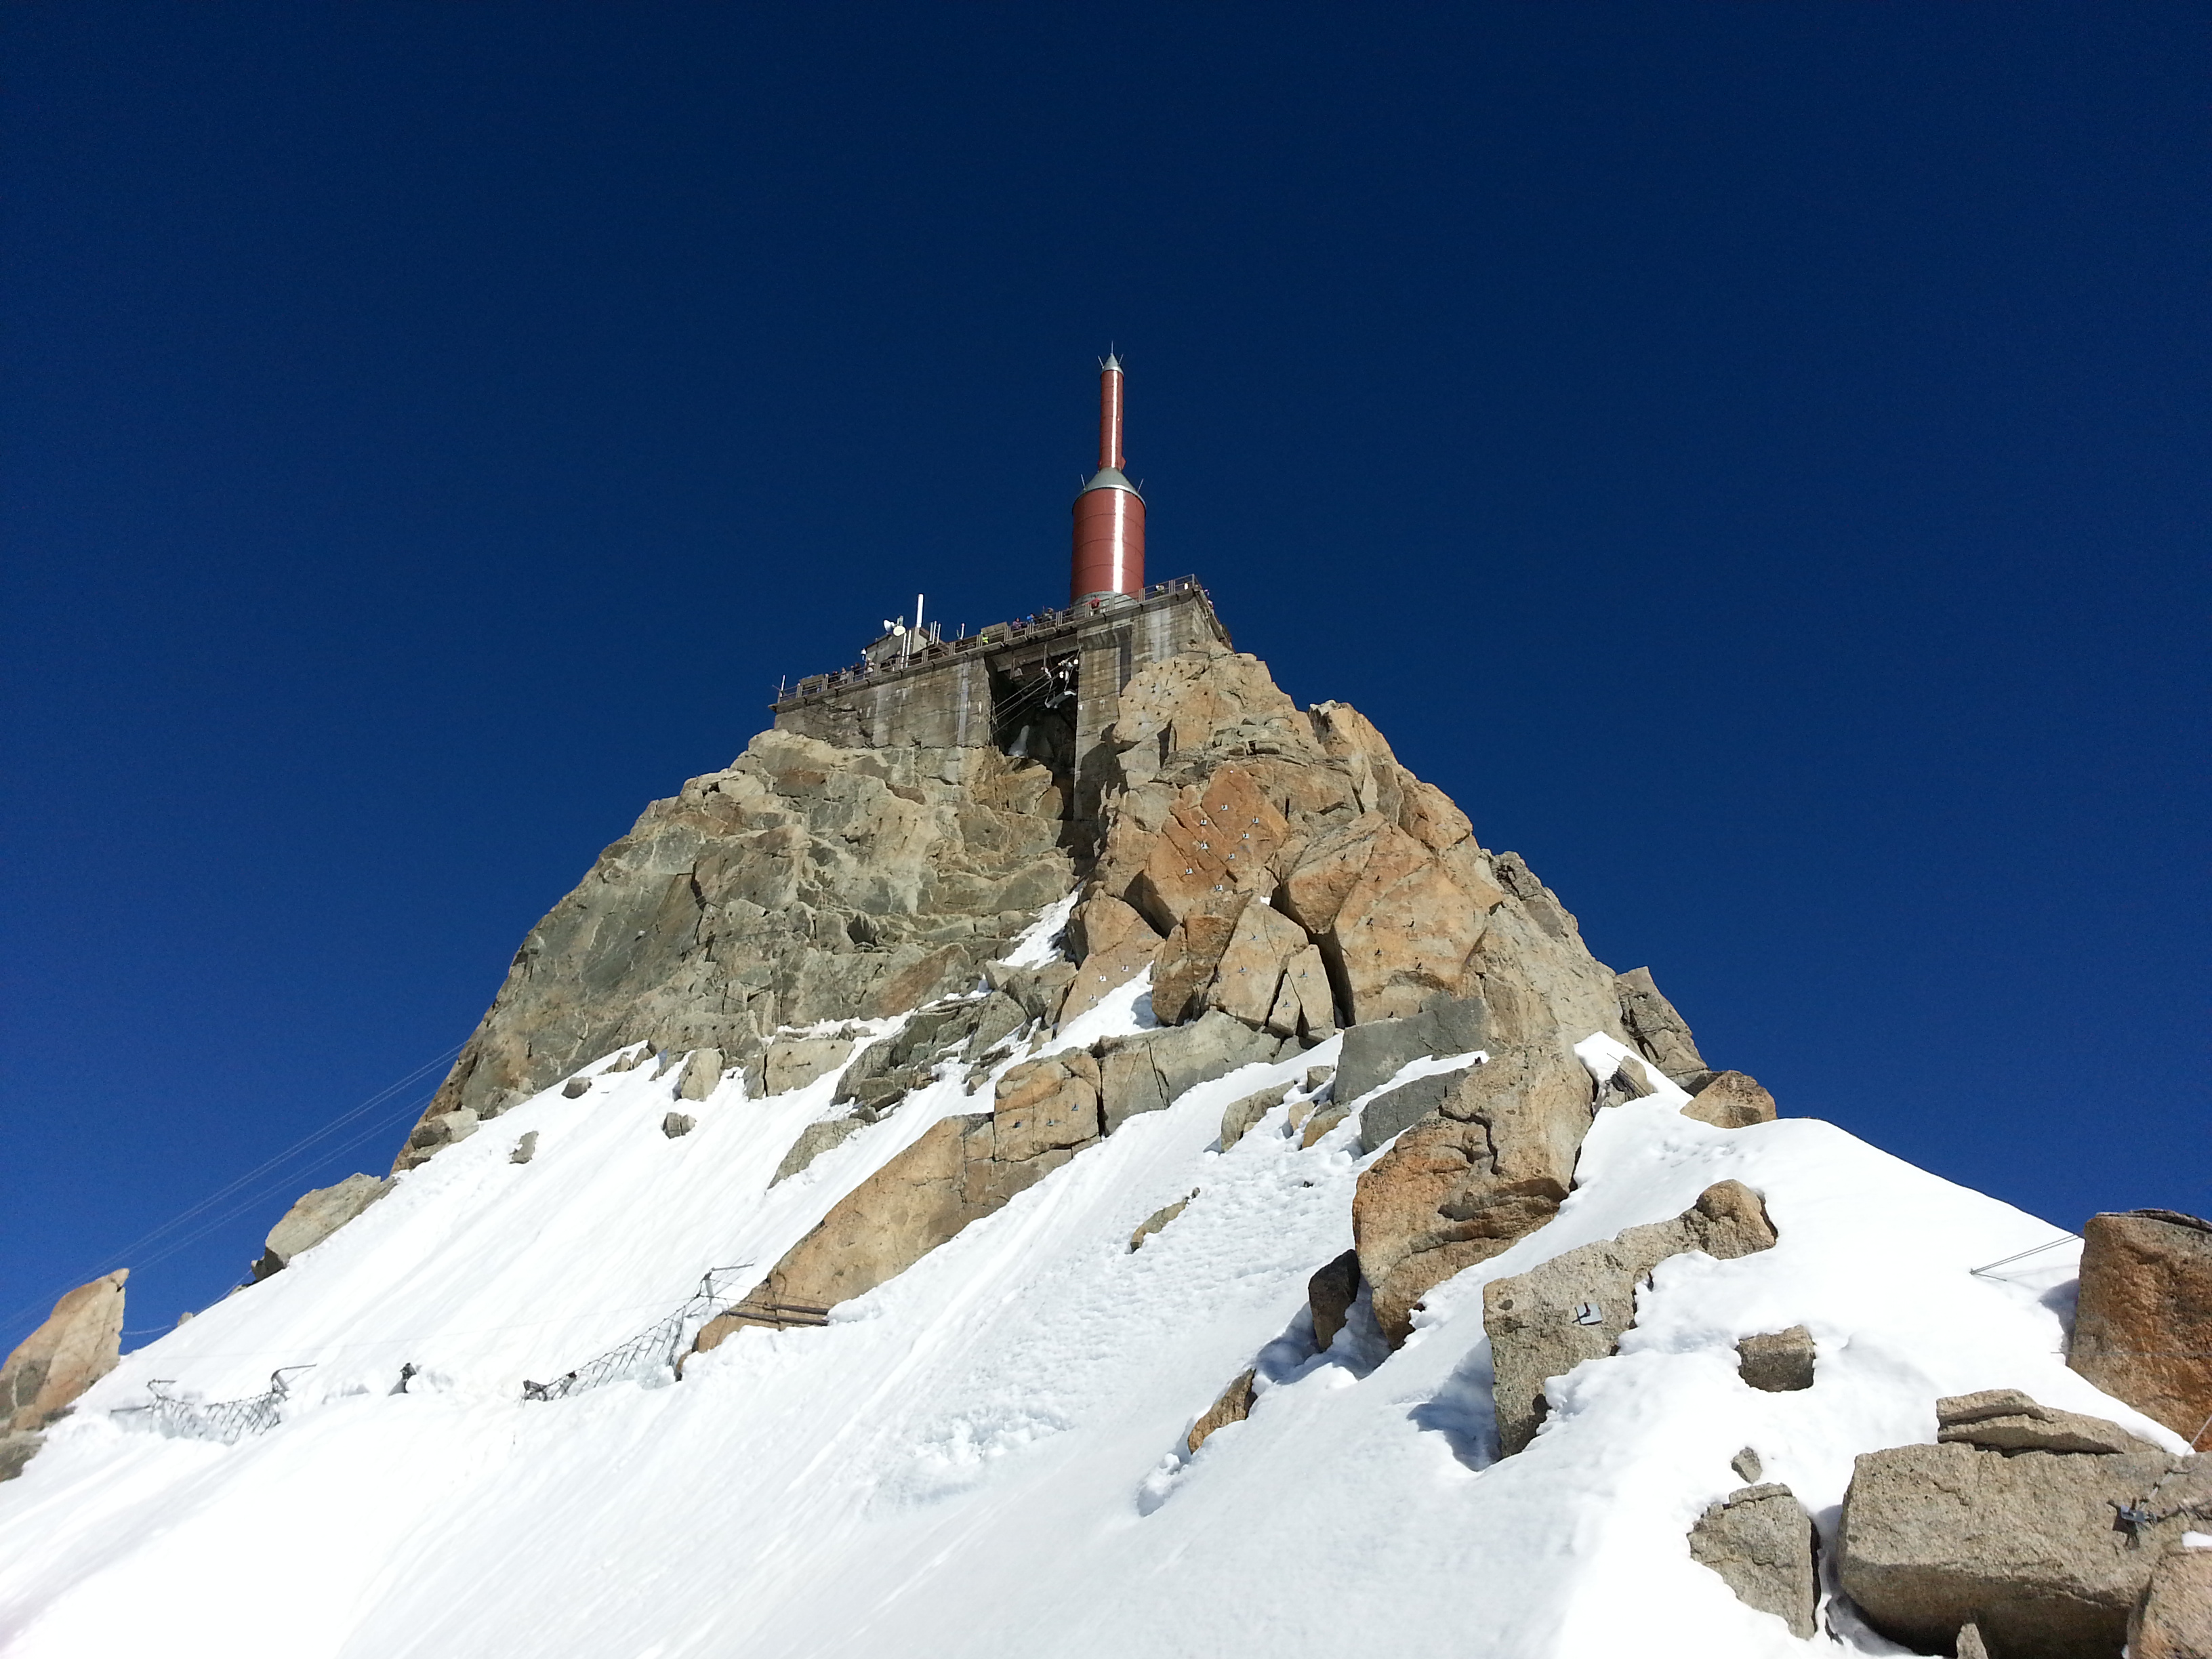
(771, 356, 1230, 828)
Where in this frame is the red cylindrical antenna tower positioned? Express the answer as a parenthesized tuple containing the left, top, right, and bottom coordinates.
(1071, 353, 1145, 602)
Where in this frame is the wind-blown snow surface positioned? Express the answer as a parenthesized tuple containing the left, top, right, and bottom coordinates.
(0, 926, 2178, 1657)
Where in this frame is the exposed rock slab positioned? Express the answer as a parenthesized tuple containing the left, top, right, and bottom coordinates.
(2131, 1547, 2212, 1659)
(2, 1271, 127, 1436)
(253, 1175, 389, 1281)
(1353, 1042, 1598, 1347)
(771, 1115, 865, 1185)
(1688, 1483, 1818, 1638)
(1615, 966, 1708, 1084)
(1938, 1389, 2158, 1456)
(1484, 1182, 1778, 1454)
(1837, 1439, 2211, 1659)
(2070, 1208, 2212, 1441)
(1097, 1013, 1284, 1135)
(1336, 994, 1490, 1105)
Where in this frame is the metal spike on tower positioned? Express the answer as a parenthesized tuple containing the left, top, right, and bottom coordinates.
(1071, 352, 1146, 602)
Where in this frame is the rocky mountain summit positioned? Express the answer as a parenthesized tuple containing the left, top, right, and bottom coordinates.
(5, 628, 2206, 1659)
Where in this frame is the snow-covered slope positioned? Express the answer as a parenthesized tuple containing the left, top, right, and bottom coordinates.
(0, 903, 2174, 1659)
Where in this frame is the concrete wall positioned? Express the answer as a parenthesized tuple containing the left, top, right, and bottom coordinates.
(771, 588, 1227, 766)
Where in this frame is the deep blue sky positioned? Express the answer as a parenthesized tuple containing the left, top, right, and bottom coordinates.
(5, 4, 2207, 1353)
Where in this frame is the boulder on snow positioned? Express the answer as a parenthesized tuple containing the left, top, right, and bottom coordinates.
(1484, 1182, 1778, 1454)
(1186, 1368, 1257, 1454)
(662, 1112, 697, 1139)
(561, 1076, 592, 1098)
(1837, 1437, 2211, 1659)
(675, 1048, 724, 1102)
(2068, 1208, 2212, 1442)
(510, 1130, 539, 1164)
(1298, 1102, 1349, 1147)
(2131, 1547, 2212, 1659)
(1681, 1070, 1777, 1129)
(1687, 1483, 1818, 1639)
(991, 1051, 1101, 1163)
(253, 1174, 389, 1280)
(1, 1271, 127, 1438)
(1218, 1085, 1288, 1151)
(1308, 1250, 1361, 1353)
(1352, 1041, 1597, 1347)
(1736, 1326, 1817, 1393)
(1938, 1389, 2158, 1456)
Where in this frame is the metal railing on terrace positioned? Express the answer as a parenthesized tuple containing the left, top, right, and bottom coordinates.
(771, 575, 1211, 710)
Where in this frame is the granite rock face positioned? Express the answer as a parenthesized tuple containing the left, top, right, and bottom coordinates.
(1688, 1483, 1819, 1638)
(1, 1271, 128, 1466)
(1483, 1182, 1778, 1454)
(1838, 1430, 2211, 1659)
(1353, 1043, 1599, 1347)
(2069, 1208, 2212, 1442)
(398, 734, 1079, 1167)
(2131, 1547, 2212, 1659)
(401, 640, 1720, 1364)
(253, 1174, 390, 1281)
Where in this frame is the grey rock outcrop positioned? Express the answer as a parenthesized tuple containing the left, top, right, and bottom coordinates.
(253, 1175, 388, 1280)
(1335, 994, 1490, 1105)
(1683, 1070, 1778, 1129)
(399, 733, 1078, 1168)
(1838, 1431, 2211, 1659)
(1688, 1483, 1818, 1638)
(1939, 1388, 2158, 1456)
(1737, 1326, 1817, 1393)
(1186, 1368, 1257, 1454)
(1484, 1182, 1778, 1454)
(1355, 1065, 1478, 1155)
(1, 1271, 127, 1467)
(771, 1115, 865, 1185)
(1098, 1012, 1284, 1134)
(2131, 1547, 2212, 1659)
(758, 1035, 859, 1097)
(2069, 1208, 2212, 1442)
(1352, 1042, 1599, 1347)
(1615, 966, 1708, 1085)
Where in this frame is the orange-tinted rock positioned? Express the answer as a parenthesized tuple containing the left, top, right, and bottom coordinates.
(1, 1271, 127, 1435)
(1352, 1044, 1594, 1345)
(2070, 1209, 2212, 1441)
(1204, 901, 1311, 1027)
(1150, 899, 1252, 1026)
(1683, 1071, 1778, 1129)
(1186, 1368, 1258, 1454)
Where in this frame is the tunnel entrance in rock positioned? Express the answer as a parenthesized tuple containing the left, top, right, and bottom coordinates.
(988, 651, 1079, 781)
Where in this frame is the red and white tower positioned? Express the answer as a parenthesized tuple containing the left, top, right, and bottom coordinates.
(1070, 353, 1146, 602)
